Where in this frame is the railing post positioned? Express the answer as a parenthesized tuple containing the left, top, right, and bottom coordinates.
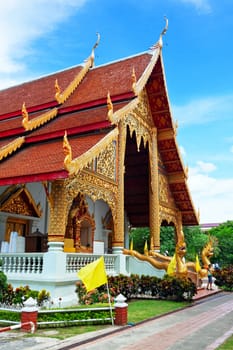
(21, 297, 38, 332)
(114, 293, 128, 326)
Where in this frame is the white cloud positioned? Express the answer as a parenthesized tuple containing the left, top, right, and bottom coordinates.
(173, 94, 233, 126)
(0, 0, 88, 89)
(177, 0, 212, 13)
(188, 165, 233, 223)
(196, 161, 216, 173)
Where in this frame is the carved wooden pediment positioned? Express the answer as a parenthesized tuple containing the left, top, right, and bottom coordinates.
(0, 184, 42, 217)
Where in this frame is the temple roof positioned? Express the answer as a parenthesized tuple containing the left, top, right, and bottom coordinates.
(0, 37, 198, 226)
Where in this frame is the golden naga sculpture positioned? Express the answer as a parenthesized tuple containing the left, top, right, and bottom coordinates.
(124, 238, 214, 278)
(22, 102, 58, 131)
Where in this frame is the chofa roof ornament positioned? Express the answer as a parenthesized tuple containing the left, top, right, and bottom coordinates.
(150, 16, 168, 50)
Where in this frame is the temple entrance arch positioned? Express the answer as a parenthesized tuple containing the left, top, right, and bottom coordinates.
(124, 127, 150, 228)
(65, 192, 95, 252)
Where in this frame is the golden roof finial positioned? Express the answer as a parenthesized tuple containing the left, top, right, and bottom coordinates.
(151, 16, 168, 50)
(22, 102, 29, 129)
(90, 32, 100, 67)
(63, 131, 73, 171)
(159, 16, 168, 48)
(55, 79, 61, 101)
(107, 92, 114, 124)
(22, 101, 58, 131)
(132, 67, 137, 95)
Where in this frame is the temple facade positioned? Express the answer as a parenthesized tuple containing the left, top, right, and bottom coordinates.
(0, 30, 199, 305)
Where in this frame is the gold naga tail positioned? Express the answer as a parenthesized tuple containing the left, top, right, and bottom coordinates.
(123, 237, 214, 278)
(123, 248, 169, 270)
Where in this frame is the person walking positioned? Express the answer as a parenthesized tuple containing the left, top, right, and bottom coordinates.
(207, 263, 213, 290)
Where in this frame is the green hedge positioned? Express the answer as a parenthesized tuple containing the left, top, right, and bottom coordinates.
(0, 306, 113, 328)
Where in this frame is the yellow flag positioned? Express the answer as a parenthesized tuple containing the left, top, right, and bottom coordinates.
(130, 238, 133, 251)
(167, 254, 176, 275)
(195, 254, 201, 273)
(77, 256, 107, 292)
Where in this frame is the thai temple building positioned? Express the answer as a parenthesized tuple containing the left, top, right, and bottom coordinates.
(0, 24, 199, 305)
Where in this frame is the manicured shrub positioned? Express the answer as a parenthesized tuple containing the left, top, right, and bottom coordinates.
(214, 265, 233, 291)
(76, 274, 197, 304)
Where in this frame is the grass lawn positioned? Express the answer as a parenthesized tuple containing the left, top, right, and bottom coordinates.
(217, 336, 233, 349)
(127, 299, 190, 323)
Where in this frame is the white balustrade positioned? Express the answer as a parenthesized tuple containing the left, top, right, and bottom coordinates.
(66, 254, 117, 275)
(0, 253, 44, 274)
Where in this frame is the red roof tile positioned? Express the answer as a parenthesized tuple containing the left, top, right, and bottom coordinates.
(0, 66, 82, 117)
(0, 132, 107, 184)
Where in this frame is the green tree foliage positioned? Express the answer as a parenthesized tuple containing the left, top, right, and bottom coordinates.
(183, 226, 209, 262)
(129, 227, 150, 253)
(160, 226, 176, 256)
(208, 221, 233, 267)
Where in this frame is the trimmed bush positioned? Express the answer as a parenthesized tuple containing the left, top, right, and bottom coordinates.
(214, 266, 233, 291)
(76, 274, 197, 304)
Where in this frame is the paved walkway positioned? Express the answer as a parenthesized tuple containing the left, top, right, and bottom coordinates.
(1, 290, 233, 350)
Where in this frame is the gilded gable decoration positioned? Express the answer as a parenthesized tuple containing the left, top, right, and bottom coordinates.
(63, 128, 119, 176)
(92, 142, 116, 180)
(65, 170, 118, 223)
(0, 137, 25, 161)
(22, 102, 58, 131)
(55, 33, 100, 104)
(159, 173, 175, 207)
(0, 185, 42, 217)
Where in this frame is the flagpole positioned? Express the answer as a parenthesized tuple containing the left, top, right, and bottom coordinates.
(106, 281, 114, 326)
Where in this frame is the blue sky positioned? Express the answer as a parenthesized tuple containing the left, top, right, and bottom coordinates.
(0, 0, 233, 224)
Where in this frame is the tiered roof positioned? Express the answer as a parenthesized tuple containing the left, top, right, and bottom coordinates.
(0, 33, 198, 225)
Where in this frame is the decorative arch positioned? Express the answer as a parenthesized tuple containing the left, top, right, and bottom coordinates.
(65, 192, 95, 252)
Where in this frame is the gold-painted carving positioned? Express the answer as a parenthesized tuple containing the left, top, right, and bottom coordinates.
(65, 170, 118, 225)
(0, 185, 42, 217)
(65, 192, 95, 252)
(55, 33, 100, 104)
(63, 128, 119, 176)
(95, 142, 116, 180)
(22, 102, 58, 131)
(107, 92, 114, 124)
(159, 173, 175, 207)
(0, 137, 25, 161)
(48, 180, 68, 241)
